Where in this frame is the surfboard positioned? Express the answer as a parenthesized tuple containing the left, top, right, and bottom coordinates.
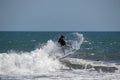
(58, 49, 76, 60)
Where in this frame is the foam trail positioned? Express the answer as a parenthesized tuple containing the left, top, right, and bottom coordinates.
(0, 40, 65, 75)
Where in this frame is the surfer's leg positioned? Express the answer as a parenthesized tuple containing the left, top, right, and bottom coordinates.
(61, 46, 65, 55)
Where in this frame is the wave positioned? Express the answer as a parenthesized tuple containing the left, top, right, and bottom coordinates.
(1, 32, 119, 77)
(0, 40, 64, 75)
(60, 58, 119, 72)
(0, 32, 84, 75)
(0, 33, 120, 80)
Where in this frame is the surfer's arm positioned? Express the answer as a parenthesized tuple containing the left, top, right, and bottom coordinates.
(66, 43, 73, 49)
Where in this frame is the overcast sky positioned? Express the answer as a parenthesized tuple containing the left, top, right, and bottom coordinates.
(0, 0, 120, 31)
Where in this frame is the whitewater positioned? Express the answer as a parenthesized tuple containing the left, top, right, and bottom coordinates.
(0, 33, 120, 80)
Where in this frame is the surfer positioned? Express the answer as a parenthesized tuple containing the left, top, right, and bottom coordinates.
(57, 35, 74, 55)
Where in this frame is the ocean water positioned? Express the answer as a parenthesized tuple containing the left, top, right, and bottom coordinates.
(0, 31, 120, 80)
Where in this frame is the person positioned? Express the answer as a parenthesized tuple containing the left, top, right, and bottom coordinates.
(57, 35, 74, 55)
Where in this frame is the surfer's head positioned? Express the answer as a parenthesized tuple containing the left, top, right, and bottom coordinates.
(61, 35, 64, 38)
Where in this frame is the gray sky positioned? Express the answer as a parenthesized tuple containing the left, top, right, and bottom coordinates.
(0, 0, 120, 31)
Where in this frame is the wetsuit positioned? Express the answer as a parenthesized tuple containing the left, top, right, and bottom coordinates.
(58, 38, 66, 46)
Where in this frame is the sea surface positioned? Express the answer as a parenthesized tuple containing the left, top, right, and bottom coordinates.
(0, 31, 120, 80)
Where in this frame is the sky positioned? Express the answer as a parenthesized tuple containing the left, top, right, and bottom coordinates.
(0, 0, 120, 31)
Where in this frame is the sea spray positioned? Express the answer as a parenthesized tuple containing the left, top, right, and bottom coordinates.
(66, 32, 84, 50)
(0, 40, 65, 75)
(72, 33, 84, 50)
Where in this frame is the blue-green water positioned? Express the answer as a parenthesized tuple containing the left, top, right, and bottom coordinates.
(0, 31, 120, 61)
(0, 31, 120, 80)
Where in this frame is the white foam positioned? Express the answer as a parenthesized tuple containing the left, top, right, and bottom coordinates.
(1, 70, 120, 80)
(0, 40, 66, 75)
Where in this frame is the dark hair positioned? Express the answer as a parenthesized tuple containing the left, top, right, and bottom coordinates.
(60, 35, 65, 38)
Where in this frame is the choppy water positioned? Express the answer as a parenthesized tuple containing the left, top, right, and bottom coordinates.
(0, 31, 120, 80)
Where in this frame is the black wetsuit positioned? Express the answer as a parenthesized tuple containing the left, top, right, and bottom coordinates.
(58, 38, 66, 46)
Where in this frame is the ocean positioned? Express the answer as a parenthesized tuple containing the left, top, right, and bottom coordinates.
(0, 31, 120, 80)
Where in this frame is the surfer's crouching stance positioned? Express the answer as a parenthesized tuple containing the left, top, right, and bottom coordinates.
(57, 35, 75, 55)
